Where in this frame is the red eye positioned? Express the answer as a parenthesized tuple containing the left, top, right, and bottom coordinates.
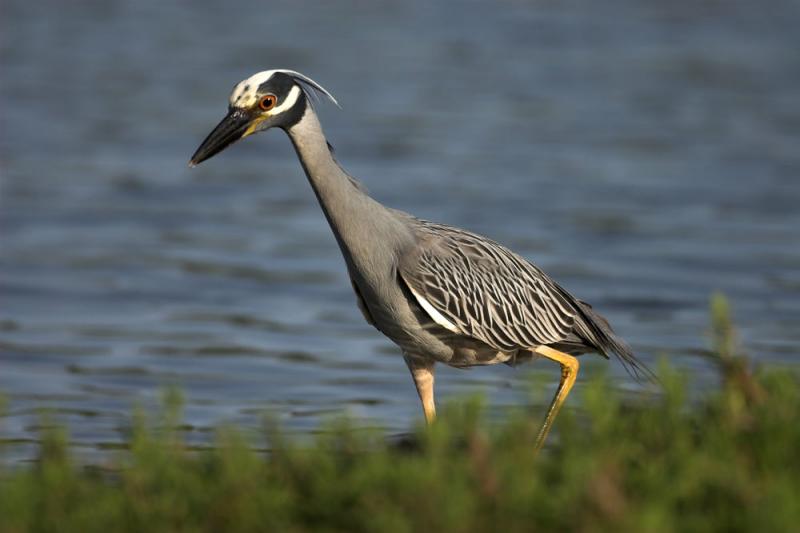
(259, 94, 277, 111)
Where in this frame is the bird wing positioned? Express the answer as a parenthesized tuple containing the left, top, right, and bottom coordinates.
(398, 221, 581, 352)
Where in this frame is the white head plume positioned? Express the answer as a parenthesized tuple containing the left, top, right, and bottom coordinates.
(229, 69, 339, 109)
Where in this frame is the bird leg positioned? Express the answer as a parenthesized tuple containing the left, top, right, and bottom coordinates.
(403, 354, 436, 424)
(533, 345, 580, 453)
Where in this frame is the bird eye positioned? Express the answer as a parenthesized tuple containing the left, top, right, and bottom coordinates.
(259, 94, 277, 111)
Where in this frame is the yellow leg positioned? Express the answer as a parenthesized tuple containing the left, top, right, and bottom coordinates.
(404, 355, 436, 424)
(533, 346, 580, 453)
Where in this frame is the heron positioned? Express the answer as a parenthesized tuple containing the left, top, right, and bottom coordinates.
(189, 69, 652, 451)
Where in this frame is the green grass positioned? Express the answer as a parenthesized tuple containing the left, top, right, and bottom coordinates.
(1, 295, 799, 532)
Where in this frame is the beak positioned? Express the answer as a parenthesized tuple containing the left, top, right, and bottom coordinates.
(189, 108, 255, 167)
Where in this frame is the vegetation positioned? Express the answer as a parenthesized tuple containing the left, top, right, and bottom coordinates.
(1, 295, 798, 532)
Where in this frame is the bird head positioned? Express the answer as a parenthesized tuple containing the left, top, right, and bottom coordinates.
(189, 69, 338, 166)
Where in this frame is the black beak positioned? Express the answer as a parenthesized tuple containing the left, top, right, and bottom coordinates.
(189, 108, 254, 167)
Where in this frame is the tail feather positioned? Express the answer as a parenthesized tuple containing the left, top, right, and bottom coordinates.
(576, 300, 657, 383)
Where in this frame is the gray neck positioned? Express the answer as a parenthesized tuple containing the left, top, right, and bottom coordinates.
(285, 107, 409, 276)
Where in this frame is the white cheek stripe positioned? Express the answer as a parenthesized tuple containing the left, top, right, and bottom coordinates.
(407, 285, 460, 333)
(269, 85, 301, 115)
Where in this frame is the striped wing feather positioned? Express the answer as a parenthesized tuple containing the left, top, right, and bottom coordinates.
(399, 221, 584, 352)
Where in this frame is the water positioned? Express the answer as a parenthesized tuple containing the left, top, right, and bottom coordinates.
(2, 0, 799, 462)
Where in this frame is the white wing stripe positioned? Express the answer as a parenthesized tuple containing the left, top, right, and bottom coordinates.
(408, 285, 461, 333)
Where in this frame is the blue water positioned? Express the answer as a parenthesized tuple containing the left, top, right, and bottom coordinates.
(2, 0, 799, 462)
